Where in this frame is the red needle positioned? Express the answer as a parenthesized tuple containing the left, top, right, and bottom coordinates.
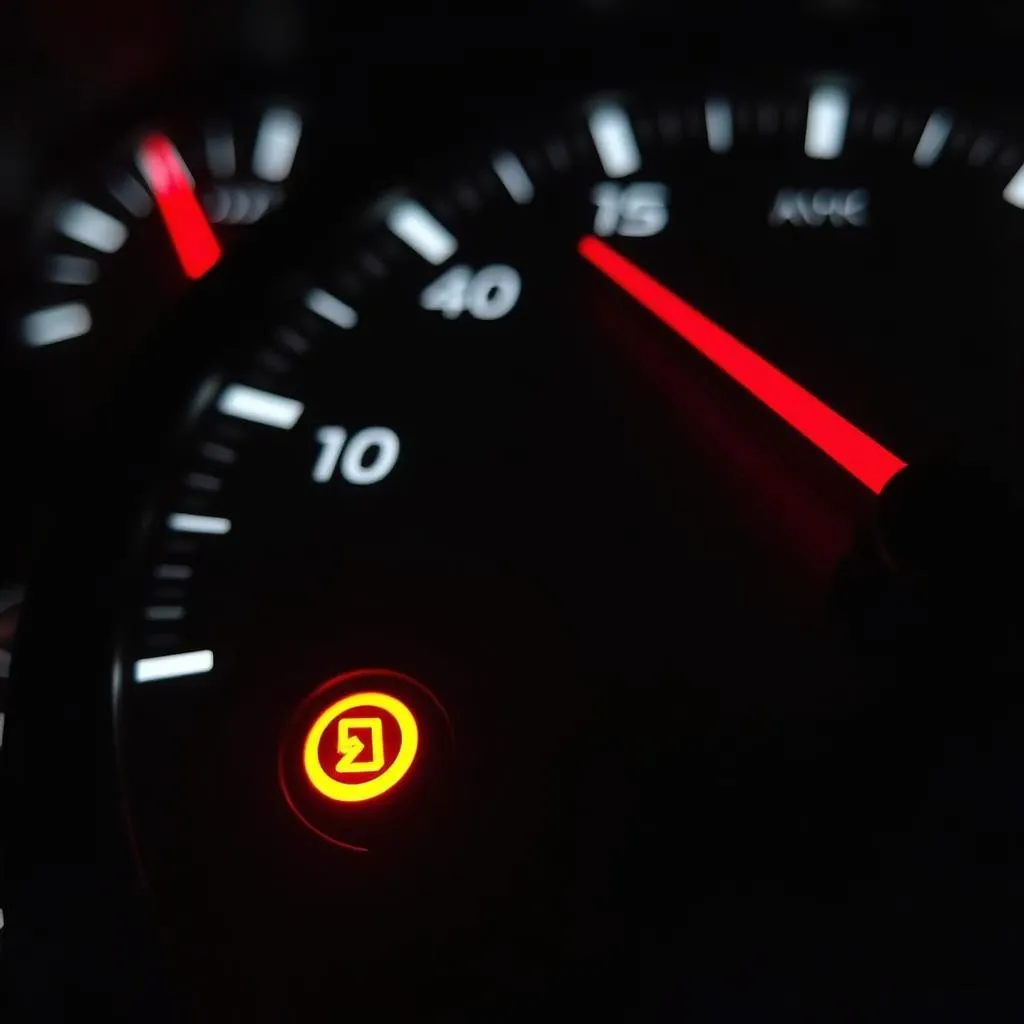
(137, 133, 222, 280)
(579, 235, 907, 495)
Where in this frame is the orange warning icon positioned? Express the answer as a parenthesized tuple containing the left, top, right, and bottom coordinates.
(302, 691, 419, 803)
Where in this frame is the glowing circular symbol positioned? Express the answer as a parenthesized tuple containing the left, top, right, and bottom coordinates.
(301, 690, 419, 803)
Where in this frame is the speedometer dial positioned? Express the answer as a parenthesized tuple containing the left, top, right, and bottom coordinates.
(112, 83, 1020, 1017)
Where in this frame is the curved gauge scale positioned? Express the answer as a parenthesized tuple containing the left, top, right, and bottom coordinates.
(15, 101, 307, 440)
(114, 84, 1022, 1019)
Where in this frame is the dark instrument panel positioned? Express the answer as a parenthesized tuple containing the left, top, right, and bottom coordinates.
(1, 3, 1022, 1021)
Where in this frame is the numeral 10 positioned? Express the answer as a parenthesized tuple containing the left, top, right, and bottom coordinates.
(312, 426, 401, 485)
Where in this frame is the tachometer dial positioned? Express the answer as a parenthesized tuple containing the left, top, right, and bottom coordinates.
(69, 82, 1024, 1016)
(15, 99, 307, 438)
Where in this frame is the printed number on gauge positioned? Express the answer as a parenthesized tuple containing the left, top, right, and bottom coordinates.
(419, 264, 521, 320)
(312, 426, 401, 485)
(591, 182, 669, 237)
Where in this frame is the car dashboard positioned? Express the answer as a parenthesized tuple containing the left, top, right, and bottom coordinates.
(1, 2, 1022, 1020)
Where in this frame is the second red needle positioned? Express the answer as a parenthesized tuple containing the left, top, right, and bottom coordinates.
(579, 235, 907, 495)
(137, 133, 223, 281)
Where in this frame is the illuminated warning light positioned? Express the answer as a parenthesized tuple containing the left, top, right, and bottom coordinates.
(280, 668, 452, 852)
(302, 691, 419, 803)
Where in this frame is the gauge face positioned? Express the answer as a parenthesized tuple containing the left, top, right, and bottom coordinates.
(115, 85, 1021, 1015)
(15, 100, 306, 437)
